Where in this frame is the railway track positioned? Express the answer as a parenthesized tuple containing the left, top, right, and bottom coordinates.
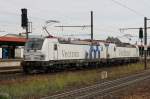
(41, 69, 150, 99)
(0, 66, 23, 80)
(0, 66, 22, 74)
(0, 66, 23, 81)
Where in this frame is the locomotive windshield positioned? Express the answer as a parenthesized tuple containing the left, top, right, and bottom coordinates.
(25, 38, 44, 50)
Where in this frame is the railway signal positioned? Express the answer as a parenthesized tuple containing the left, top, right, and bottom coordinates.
(21, 8, 29, 39)
(21, 8, 28, 28)
(139, 27, 144, 47)
(21, 8, 32, 39)
(139, 28, 143, 39)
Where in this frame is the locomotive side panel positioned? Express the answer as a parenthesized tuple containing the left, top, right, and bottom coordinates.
(116, 47, 139, 58)
(98, 44, 106, 59)
(57, 44, 86, 60)
(55, 43, 106, 60)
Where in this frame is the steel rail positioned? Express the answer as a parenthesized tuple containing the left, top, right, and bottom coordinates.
(76, 74, 150, 99)
(41, 69, 150, 99)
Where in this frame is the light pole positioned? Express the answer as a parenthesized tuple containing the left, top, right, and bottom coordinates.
(144, 17, 150, 70)
(91, 11, 93, 44)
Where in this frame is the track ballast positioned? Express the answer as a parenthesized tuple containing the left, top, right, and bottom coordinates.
(41, 69, 150, 99)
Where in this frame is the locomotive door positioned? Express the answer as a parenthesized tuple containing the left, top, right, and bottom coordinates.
(53, 44, 58, 60)
(105, 44, 109, 59)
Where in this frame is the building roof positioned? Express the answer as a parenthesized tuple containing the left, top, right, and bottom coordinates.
(0, 37, 27, 46)
(3, 34, 25, 38)
(0, 37, 27, 43)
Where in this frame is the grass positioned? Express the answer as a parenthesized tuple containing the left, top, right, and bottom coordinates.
(0, 62, 149, 99)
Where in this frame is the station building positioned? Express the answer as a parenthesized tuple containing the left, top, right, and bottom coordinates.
(0, 34, 27, 59)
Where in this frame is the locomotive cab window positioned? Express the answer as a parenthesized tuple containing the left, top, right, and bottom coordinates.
(54, 44, 57, 50)
(25, 38, 44, 50)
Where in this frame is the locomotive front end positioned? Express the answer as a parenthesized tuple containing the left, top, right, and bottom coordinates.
(22, 38, 46, 73)
(24, 38, 45, 61)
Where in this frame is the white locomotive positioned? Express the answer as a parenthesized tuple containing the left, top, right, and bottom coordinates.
(22, 37, 139, 73)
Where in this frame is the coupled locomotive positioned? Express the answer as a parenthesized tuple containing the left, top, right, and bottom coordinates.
(22, 37, 139, 73)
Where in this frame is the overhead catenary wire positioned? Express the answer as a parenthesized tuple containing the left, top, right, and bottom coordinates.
(110, 0, 145, 17)
(0, 1, 147, 40)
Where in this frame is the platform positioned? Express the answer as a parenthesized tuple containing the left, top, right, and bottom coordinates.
(0, 59, 22, 68)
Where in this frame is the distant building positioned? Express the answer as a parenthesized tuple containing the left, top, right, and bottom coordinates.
(3, 34, 25, 38)
(0, 34, 27, 59)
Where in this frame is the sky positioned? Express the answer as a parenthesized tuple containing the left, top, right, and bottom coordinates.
(0, 0, 150, 44)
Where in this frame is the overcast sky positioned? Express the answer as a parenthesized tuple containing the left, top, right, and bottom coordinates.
(0, 0, 150, 44)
